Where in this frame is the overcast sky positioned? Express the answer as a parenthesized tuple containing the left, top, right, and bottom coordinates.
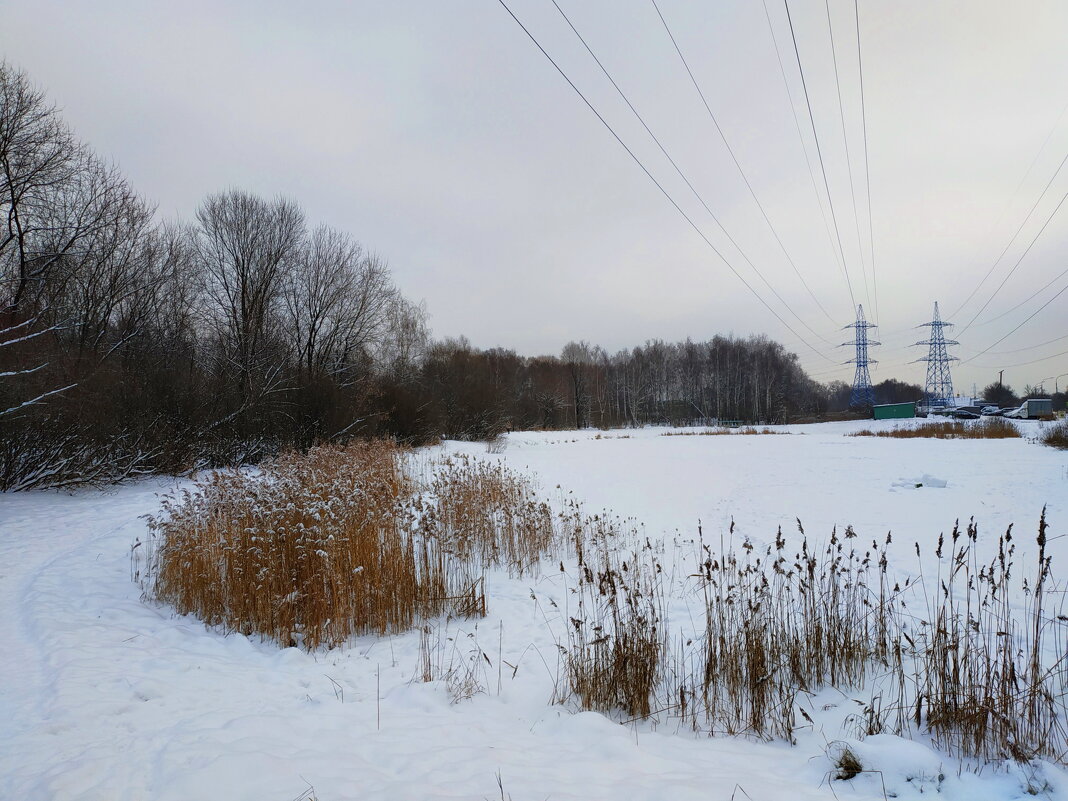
(4, 0, 1068, 393)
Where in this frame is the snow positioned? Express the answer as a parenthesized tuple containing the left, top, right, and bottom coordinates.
(891, 473, 948, 490)
(2, 419, 1067, 800)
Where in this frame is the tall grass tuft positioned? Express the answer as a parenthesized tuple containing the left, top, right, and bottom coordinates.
(899, 512, 1066, 762)
(558, 513, 666, 719)
(667, 521, 882, 742)
(145, 441, 484, 649)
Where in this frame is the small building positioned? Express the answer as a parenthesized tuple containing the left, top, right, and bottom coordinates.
(874, 402, 916, 420)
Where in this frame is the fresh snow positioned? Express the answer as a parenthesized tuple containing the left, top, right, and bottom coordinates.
(2, 419, 1067, 800)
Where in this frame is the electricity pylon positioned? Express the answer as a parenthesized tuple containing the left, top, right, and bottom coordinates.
(843, 304, 879, 409)
(913, 301, 959, 408)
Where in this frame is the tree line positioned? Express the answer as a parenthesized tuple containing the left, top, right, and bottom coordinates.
(1, 61, 892, 490)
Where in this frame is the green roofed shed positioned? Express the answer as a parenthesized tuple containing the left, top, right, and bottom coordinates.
(873, 402, 916, 420)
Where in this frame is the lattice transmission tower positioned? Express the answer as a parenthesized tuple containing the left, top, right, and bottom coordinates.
(913, 301, 959, 408)
(843, 304, 879, 408)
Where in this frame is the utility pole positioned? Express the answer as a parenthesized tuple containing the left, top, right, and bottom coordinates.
(843, 304, 879, 409)
(913, 301, 960, 408)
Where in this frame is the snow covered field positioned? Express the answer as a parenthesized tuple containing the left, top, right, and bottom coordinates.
(2, 419, 1067, 801)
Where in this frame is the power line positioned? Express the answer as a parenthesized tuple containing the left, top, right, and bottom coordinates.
(960, 275, 1068, 365)
(547, 0, 834, 347)
(493, 0, 835, 362)
(949, 100, 1068, 318)
(760, 0, 849, 306)
(647, 0, 843, 330)
(782, 0, 858, 312)
(970, 346, 1068, 371)
(956, 182, 1068, 337)
(853, 0, 878, 327)
(975, 331, 1068, 357)
(824, 0, 872, 315)
(972, 261, 1068, 329)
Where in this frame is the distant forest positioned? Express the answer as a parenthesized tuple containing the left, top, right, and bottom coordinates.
(1, 61, 924, 490)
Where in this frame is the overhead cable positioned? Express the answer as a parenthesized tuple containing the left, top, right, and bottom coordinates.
(494, 0, 836, 362)
(549, 0, 835, 346)
(782, 0, 859, 311)
(648, 0, 843, 329)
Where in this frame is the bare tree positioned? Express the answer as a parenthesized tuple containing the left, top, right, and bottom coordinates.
(377, 295, 429, 382)
(0, 61, 80, 314)
(0, 63, 152, 415)
(49, 156, 157, 357)
(194, 190, 304, 399)
(562, 341, 596, 428)
(283, 226, 395, 383)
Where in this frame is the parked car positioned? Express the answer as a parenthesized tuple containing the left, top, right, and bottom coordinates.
(980, 406, 1001, 416)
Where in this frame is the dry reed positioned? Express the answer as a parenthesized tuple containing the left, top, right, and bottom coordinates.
(555, 508, 1067, 764)
(417, 454, 557, 576)
(663, 521, 883, 742)
(146, 442, 484, 648)
(892, 513, 1066, 763)
(1040, 420, 1068, 449)
(558, 512, 667, 719)
(850, 418, 1021, 440)
(662, 427, 786, 437)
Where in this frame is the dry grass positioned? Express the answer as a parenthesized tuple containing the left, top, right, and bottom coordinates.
(662, 427, 786, 437)
(828, 742, 864, 780)
(417, 454, 557, 576)
(555, 509, 1068, 764)
(850, 418, 1021, 440)
(559, 513, 667, 719)
(417, 621, 492, 704)
(667, 522, 882, 742)
(145, 441, 481, 649)
(1040, 420, 1068, 449)
(144, 443, 561, 649)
